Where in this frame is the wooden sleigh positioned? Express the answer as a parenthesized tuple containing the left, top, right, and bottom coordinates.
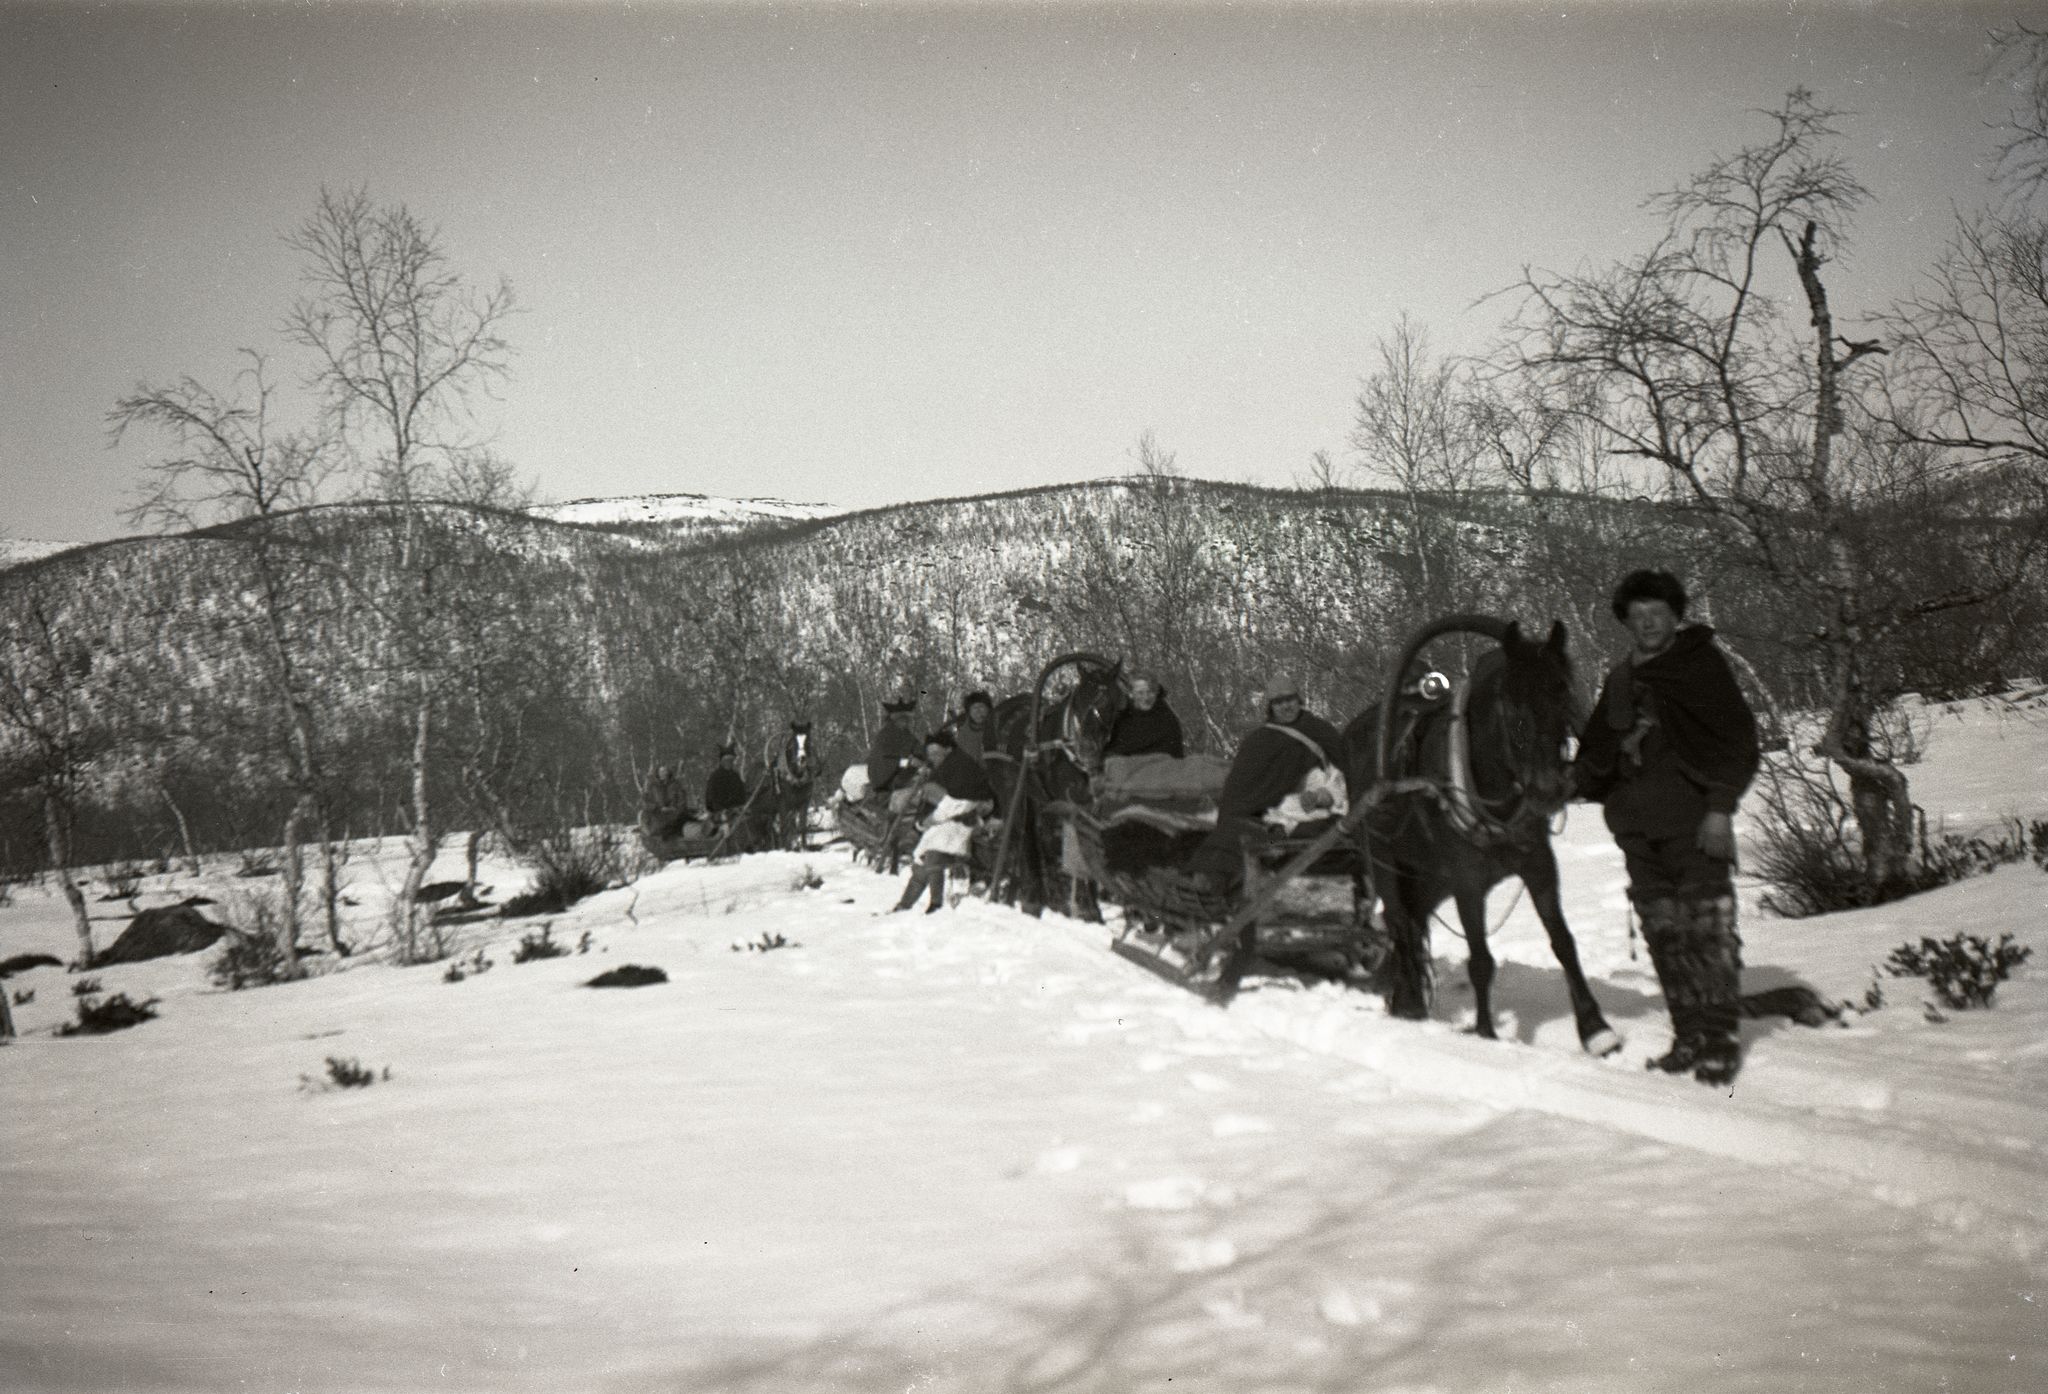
(1048, 781, 1436, 1004)
(833, 793, 1002, 882)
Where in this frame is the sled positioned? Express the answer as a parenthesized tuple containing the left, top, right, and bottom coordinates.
(835, 796, 1003, 882)
(1052, 797, 1412, 1004)
(638, 821, 738, 865)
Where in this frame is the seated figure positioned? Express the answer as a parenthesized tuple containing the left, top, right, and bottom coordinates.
(891, 731, 997, 914)
(1189, 675, 1348, 887)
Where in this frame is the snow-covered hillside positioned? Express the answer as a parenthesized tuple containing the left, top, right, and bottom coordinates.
(532, 491, 844, 534)
(0, 537, 78, 570)
(2, 697, 2044, 1392)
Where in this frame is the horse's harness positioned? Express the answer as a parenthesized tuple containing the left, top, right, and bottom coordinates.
(1380, 667, 1555, 853)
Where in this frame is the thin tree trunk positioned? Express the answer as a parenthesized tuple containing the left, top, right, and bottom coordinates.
(42, 784, 94, 969)
(398, 698, 436, 961)
(275, 793, 312, 980)
(153, 771, 203, 876)
(1795, 220, 1908, 897)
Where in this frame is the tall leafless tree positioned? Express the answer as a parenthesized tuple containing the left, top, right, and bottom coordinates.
(1498, 90, 2041, 896)
(285, 188, 518, 957)
(111, 353, 342, 966)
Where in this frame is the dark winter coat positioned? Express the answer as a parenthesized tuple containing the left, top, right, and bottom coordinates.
(1105, 699, 1186, 759)
(929, 748, 997, 806)
(1215, 709, 1347, 826)
(704, 767, 750, 817)
(866, 721, 925, 794)
(1573, 625, 1760, 838)
(948, 715, 993, 764)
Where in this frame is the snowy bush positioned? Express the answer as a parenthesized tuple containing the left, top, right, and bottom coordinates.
(512, 926, 568, 963)
(1883, 933, 2032, 1010)
(301, 1056, 386, 1091)
(57, 991, 160, 1035)
(442, 949, 492, 983)
(209, 928, 294, 990)
(1755, 755, 2038, 916)
(501, 823, 631, 919)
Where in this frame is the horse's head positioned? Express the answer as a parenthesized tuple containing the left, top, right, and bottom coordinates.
(1485, 620, 1576, 813)
(1063, 658, 1127, 774)
(781, 721, 816, 780)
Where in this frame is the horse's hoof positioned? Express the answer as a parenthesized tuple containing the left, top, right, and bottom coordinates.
(1583, 1028, 1623, 1058)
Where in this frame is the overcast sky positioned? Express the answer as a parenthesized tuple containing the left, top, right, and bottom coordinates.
(2, 0, 2034, 544)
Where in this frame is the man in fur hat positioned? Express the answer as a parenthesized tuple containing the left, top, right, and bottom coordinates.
(1573, 569, 1760, 1086)
(866, 693, 926, 796)
(703, 745, 750, 825)
(949, 689, 997, 765)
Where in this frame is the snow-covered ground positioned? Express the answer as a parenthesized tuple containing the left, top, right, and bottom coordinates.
(3, 697, 2045, 1393)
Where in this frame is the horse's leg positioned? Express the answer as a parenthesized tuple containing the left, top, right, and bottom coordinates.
(1380, 869, 1434, 1021)
(1520, 844, 1621, 1057)
(1450, 879, 1498, 1040)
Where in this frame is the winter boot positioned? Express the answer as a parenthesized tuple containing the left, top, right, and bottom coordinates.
(924, 861, 949, 914)
(1635, 897, 1702, 1074)
(1684, 894, 1745, 1087)
(890, 865, 930, 913)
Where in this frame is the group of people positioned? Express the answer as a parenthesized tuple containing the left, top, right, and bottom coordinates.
(639, 745, 753, 846)
(837, 565, 1767, 1084)
(857, 689, 1003, 914)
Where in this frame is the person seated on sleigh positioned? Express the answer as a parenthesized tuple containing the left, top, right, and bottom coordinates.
(639, 764, 697, 842)
(702, 745, 750, 830)
(861, 692, 926, 810)
(947, 689, 998, 766)
(1186, 674, 1349, 890)
(890, 730, 998, 914)
(1097, 673, 1232, 810)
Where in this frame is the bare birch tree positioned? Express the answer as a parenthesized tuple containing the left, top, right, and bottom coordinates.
(110, 353, 342, 966)
(285, 187, 517, 957)
(1497, 90, 2041, 897)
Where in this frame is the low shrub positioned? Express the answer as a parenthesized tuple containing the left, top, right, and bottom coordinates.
(733, 932, 799, 953)
(301, 1056, 387, 1091)
(71, 976, 103, 998)
(207, 890, 305, 990)
(442, 949, 493, 983)
(512, 926, 568, 963)
(1753, 756, 2041, 917)
(1883, 933, 2032, 1010)
(57, 991, 160, 1035)
(501, 823, 632, 919)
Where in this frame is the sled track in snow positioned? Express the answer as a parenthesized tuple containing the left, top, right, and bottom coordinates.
(1155, 977, 2040, 1222)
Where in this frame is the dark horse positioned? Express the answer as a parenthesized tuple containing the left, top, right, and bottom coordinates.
(1342, 615, 1620, 1056)
(986, 653, 1126, 917)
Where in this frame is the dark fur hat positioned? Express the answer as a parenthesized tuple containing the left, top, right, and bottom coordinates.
(716, 743, 738, 759)
(881, 695, 919, 714)
(1611, 569, 1689, 621)
(922, 729, 956, 749)
(962, 689, 994, 713)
